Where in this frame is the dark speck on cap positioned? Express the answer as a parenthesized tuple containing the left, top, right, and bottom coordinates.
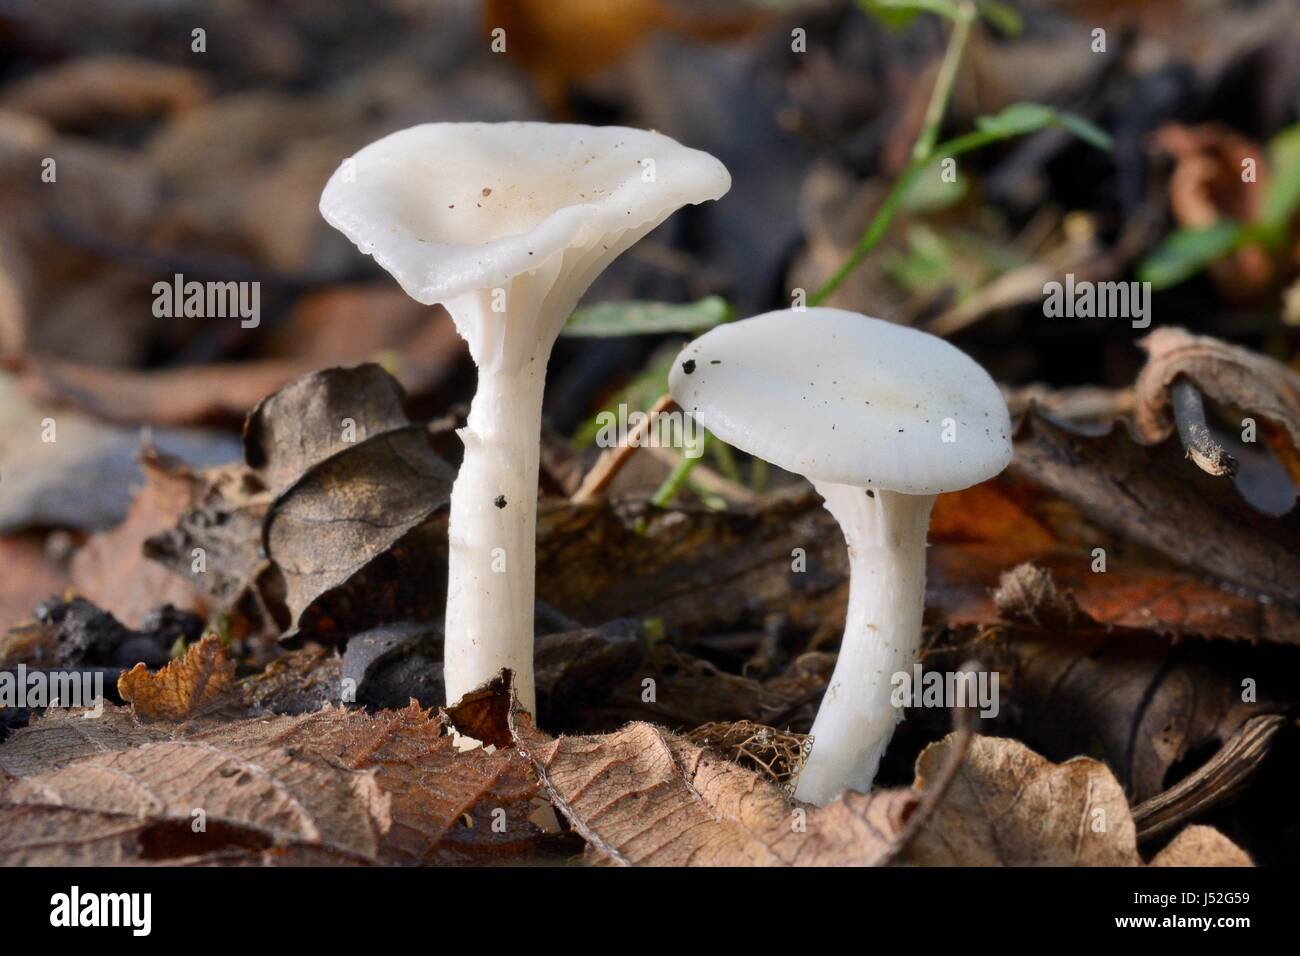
(681, 359, 696, 375)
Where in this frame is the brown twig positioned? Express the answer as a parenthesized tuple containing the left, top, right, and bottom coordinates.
(1171, 378, 1239, 476)
(570, 394, 676, 504)
(1132, 713, 1285, 842)
(879, 659, 983, 865)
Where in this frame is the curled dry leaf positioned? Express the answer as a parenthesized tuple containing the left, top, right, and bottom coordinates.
(247, 365, 454, 641)
(1135, 326, 1300, 486)
(902, 735, 1251, 866)
(117, 633, 236, 721)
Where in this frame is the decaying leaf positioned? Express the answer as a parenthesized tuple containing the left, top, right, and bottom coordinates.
(70, 448, 204, 629)
(142, 462, 271, 633)
(0, 700, 544, 865)
(902, 735, 1251, 866)
(1012, 406, 1300, 604)
(517, 717, 916, 866)
(0, 533, 69, 634)
(1149, 825, 1255, 867)
(117, 633, 236, 721)
(930, 548, 1300, 645)
(925, 594, 1296, 801)
(687, 719, 809, 787)
(1, 733, 391, 865)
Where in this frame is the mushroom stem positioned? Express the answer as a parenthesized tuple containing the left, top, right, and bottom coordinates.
(444, 362, 548, 715)
(795, 482, 936, 806)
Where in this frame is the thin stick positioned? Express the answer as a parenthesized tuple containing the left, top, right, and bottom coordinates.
(571, 394, 676, 504)
(1171, 379, 1239, 477)
(912, 1, 975, 162)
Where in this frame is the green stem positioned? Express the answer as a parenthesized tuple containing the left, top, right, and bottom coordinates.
(709, 436, 743, 484)
(810, 126, 1015, 306)
(651, 433, 709, 508)
(811, 0, 976, 307)
(912, 2, 974, 162)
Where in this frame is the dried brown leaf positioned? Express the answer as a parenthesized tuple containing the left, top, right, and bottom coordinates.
(1149, 825, 1254, 867)
(902, 735, 1252, 866)
(515, 716, 916, 866)
(71, 449, 203, 628)
(0, 701, 543, 865)
(117, 633, 236, 721)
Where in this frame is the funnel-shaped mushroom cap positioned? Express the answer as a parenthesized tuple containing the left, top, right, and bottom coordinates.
(669, 308, 1012, 494)
(319, 122, 730, 305)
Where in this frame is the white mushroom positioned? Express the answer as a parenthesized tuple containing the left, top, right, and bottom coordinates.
(320, 122, 729, 714)
(668, 307, 1011, 804)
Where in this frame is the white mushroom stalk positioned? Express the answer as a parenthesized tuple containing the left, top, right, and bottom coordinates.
(668, 308, 1011, 805)
(320, 123, 729, 714)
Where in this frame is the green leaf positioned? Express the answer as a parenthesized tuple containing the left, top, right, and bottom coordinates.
(1136, 221, 1247, 289)
(1262, 124, 1300, 229)
(562, 296, 731, 338)
(974, 0, 1023, 35)
(857, 0, 965, 29)
(974, 102, 1056, 136)
(974, 103, 1113, 151)
(1056, 113, 1114, 152)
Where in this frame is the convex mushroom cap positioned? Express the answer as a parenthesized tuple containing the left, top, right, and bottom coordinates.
(668, 307, 1012, 492)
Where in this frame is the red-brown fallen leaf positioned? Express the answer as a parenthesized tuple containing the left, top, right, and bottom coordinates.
(903, 735, 1251, 866)
(483, 0, 762, 110)
(929, 545, 1300, 644)
(929, 479, 1058, 546)
(71, 448, 203, 629)
(1135, 326, 1300, 486)
(117, 633, 236, 720)
(0, 533, 69, 631)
